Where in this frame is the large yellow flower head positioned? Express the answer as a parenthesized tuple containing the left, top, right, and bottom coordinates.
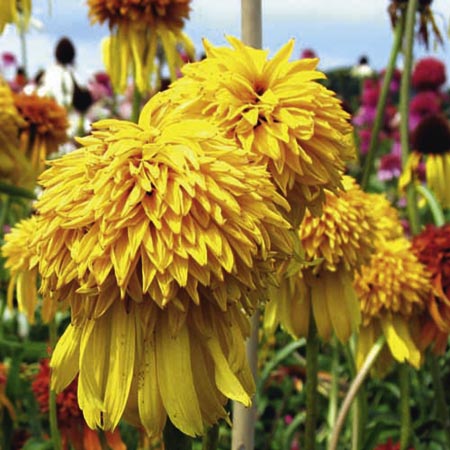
(13, 92, 69, 176)
(154, 36, 355, 225)
(264, 176, 378, 343)
(354, 237, 431, 370)
(32, 97, 292, 436)
(0, 0, 31, 34)
(89, 0, 195, 93)
(0, 79, 33, 189)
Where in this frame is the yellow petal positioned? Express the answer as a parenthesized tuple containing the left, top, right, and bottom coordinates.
(155, 315, 203, 436)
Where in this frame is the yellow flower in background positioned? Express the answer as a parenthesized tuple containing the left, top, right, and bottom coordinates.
(13, 92, 69, 176)
(31, 99, 292, 436)
(152, 36, 355, 225)
(264, 176, 377, 343)
(0, 78, 34, 189)
(89, 0, 195, 93)
(1, 215, 55, 323)
(401, 113, 450, 209)
(0, 0, 31, 34)
(354, 237, 431, 371)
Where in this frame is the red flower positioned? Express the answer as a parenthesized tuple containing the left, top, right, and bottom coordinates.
(31, 359, 126, 450)
(373, 438, 414, 450)
(412, 57, 446, 91)
(410, 91, 442, 117)
(412, 224, 450, 353)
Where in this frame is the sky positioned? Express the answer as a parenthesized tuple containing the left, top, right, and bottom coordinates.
(0, 0, 449, 83)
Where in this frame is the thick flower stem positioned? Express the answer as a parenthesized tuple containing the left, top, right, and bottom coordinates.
(399, 364, 411, 450)
(304, 319, 319, 450)
(360, 14, 405, 190)
(329, 336, 385, 450)
(399, 0, 420, 236)
(48, 319, 62, 450)
(163, 419, 193, 450)
(231, 311, 259, 450)
(230, 3, 262, 449)
(429, 353, 450, 449)
(326, 338, 339, 449)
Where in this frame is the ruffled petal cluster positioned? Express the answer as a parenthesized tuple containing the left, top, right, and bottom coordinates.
(264, 176, 379, 343)
(412, 224, 450, 354)
(148, 36, 355, 225)
(89, 0, 195, 92)
(23, 97, 292, 436)
(354, 237, 431, 370)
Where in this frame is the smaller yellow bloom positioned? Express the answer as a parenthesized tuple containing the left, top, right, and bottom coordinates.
(2, 216, 40, 323)
(354, 237, 431, 371)
(265, 176, 378, 343)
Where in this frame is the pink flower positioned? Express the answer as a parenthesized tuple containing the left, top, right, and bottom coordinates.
(412, 57, 446, 91)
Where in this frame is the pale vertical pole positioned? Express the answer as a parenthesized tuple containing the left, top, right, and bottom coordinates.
(231, 3, 262, 449)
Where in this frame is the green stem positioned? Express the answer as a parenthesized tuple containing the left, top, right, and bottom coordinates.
(415, 184, 446, 227)
(131, 85, 142, 123)
(48, 319, 62, 450)
(327, 337, 339, 449)
(429, 353, 450, 449)
(202, 424, 220, 450)
(399, 364, 411, 450)
(328, 336, 385, 450)
(0, 182, 36, 200)
(304, 319, 319, 450)
(163, 419, 193, 450)
(360, 15, 405, 190)
(399, 0, 420, 236)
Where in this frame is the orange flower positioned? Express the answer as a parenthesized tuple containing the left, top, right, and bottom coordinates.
(412, 223, 450, 354)
(32, 359, 125, 450)
(13, 92, 69, 175)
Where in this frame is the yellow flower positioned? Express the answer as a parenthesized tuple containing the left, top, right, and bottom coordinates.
(354, 237, 431, 371)
(150, 36, 355, 225)
(264, 176, 377, 343)
(401, 113, 450, 209)
(2, 215, 61, 324)
(33, 100, 292, 436)
(0, 0, 31, 34)
(89, 0, 195, 93)
(13, 92, 69, 176)
(0, 78, 34, 189)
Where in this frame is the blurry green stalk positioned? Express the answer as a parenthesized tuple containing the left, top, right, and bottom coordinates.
(304, 318, 319, 450)
(360, 13, 405, 190)
(49, 319, 62, 450)
(398, 0, 419, 447)
(328, 337, 385, 450)
(399, 0, 420, 236)
(131, 85, 142, 124)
